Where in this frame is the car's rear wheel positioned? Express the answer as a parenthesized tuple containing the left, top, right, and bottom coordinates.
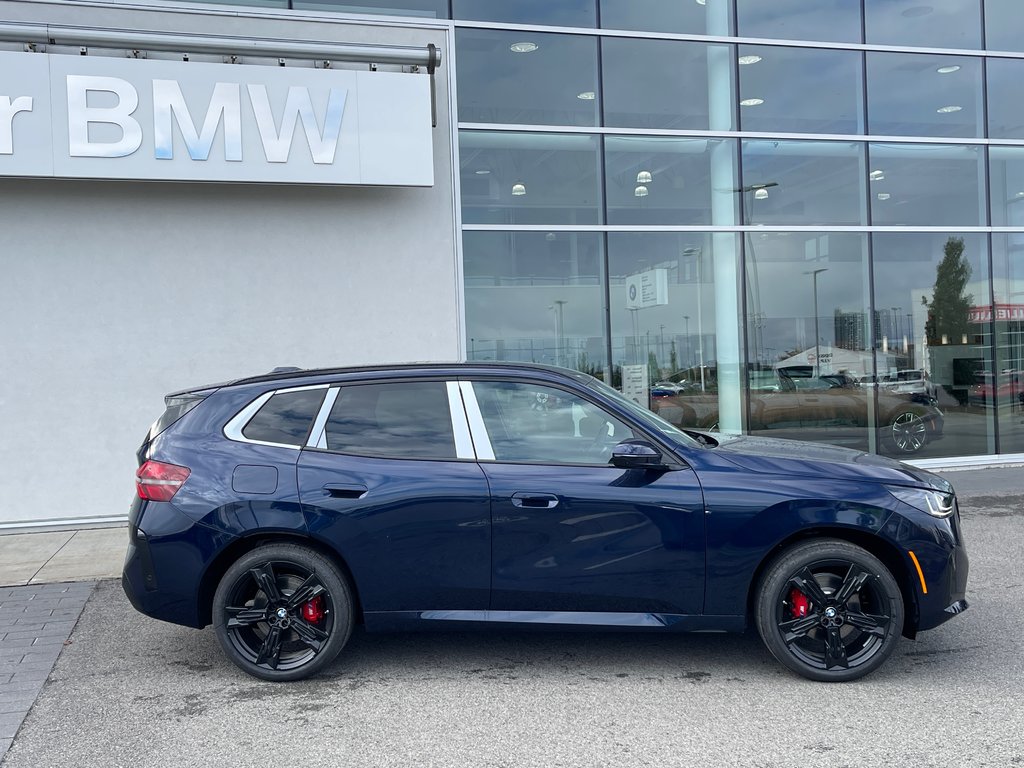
(213, 543, 353, 682)
(755, 539, 903, 682)
(888, 410, 928, 454)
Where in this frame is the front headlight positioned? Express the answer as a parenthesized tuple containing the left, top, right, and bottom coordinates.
(886, 486, 956, 518)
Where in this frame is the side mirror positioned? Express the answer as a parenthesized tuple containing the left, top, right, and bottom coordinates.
(610, 440, 668, 470)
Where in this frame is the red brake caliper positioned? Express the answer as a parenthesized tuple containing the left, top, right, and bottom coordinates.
(302, 595, 325, 623)
(790, 588, 810, 618)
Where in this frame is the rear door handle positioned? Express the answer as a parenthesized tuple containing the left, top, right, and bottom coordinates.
(323, 484, 368, 499)
(511, 492, 559, 509)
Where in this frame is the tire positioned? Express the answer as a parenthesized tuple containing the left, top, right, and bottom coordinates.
(213, 543, 353, 682)
(888, 410, 928, 454)
(755, 539, 904, 682)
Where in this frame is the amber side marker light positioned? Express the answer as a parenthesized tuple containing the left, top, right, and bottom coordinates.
(908, 550, 928, 594)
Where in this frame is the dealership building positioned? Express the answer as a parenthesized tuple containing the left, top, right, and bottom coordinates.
(2, 0, 1023, 529)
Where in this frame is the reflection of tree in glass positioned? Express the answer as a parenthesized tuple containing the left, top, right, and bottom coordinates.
(923, 237, 973, 346)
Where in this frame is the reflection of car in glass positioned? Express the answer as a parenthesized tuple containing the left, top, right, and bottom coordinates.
(885, 369, 936, 398)
(123, 362, 967, 684)
(968, 370, 1024, 408)
(652, 373, 944, 455)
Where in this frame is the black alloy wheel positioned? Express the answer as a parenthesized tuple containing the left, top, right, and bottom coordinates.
(889, 411, 928, 454)
(755, 539, 904, 682)
(213, 543, 353, 682)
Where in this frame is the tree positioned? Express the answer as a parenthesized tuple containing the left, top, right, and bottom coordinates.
(924, 237, 973, 346)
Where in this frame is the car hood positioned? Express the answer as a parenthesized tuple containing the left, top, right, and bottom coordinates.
(695, 433, 952, 493)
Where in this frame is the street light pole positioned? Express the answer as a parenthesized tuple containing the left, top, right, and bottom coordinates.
(805, 268, 828, 377)
(553, 300, 567, 368)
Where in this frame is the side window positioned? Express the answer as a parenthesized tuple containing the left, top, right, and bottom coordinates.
(472, 381, 636, 464)
(241, 388, 326, 446)
(323, 381, 457, 459)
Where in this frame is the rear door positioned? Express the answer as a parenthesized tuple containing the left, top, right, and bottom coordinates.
(297, 379, 491, 614)
(462, 379, 706, 618)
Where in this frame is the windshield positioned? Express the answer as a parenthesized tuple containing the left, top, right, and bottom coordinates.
(585, 377, 704, 449)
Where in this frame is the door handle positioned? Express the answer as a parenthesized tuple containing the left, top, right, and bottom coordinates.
(511, 492, 559, 509)
(323, 484, 368, 499)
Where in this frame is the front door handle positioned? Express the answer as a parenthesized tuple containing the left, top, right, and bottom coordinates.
(323, 484, 368, 499)
(511, 492, 559, 509)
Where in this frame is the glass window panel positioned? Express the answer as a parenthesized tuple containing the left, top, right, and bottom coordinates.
(456, 29, 598, 126)
(985, 0, 1024, 51)
(989, 147, 1024, 227)
(292, 0, 446, 16)
(600, 0, 731, 35)
(742, 233, 886, 453)
(987, 59, 1024, 139)
(738, 46, 863, 135)
(991, 234, 1024, 452)
(242, 389, 326, 446)
(464, 231, 607, 375)
(460, 131, 600, 225)
(453, 0, 595, 27)
(324, 383, 457, 458)
(189, 0, 287, 6)
(872, 233, 994, 457)
(472, 381, 635, 464)
(741, 140, 866, 226)
(607, 233, 745, 434)
(736, 0, 861, 43)
(868, 143, 983, 227)
(866, 53, 982, 138)
(605, 137, 737, 226)
(602, 39, 731, 131)
(865, 0, 981, 49)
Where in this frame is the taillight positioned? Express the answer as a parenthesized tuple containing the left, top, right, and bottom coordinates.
(136, 460, 190, 502)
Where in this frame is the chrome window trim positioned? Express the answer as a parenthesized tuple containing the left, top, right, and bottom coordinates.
(458, 381, 495, 461)
(223, 384, 331, 450)
(308, 387, 341, 450)
(446, 381, 476, 459)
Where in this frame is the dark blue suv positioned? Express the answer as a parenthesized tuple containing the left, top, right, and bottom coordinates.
(123, 363, 968, 682)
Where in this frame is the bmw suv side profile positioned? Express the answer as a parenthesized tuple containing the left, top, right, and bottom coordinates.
(123, 363, 969, 682)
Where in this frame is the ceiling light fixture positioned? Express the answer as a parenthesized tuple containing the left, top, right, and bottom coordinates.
(510, 42, 538, 53)
(512, 181, 526, 196)
(869, 170, 885, 181)
(634, 185, 649, 198)
(695, 0, 706, 5)
(739, 55, 762, 65)
(936, 65, 961, 74)
(937, 105, 963, 113)
(753, 187, 769, 200)
(474, 169, 490, 175)
(636, 170, 653, 184)
(740, 98, 764, 107)
(877, 192, 891, 201)
(577, 91, 595, 100)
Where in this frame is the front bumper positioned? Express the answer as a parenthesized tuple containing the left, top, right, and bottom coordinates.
(881, 503, 969, 634)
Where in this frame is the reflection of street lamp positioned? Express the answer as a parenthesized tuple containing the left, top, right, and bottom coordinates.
(804, 268, 828, 377)
(552, 299, 567, 367)
(736, 182, 778, 366)
(682, 247, 706, 391)
(683, 315, 691, 369)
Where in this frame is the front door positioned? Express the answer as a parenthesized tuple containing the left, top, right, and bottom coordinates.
(463, 379, 706, 617)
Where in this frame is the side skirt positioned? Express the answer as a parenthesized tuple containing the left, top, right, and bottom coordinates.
(363, 610, 746, 633)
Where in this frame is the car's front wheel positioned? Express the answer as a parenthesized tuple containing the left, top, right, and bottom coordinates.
(213, 543, 353, 681)
(755, 539, 904, 682)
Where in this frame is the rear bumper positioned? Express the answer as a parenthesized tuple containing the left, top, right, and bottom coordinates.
(121, 498, 233, 629)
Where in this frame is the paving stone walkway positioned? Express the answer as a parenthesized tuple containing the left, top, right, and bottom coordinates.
(0, 583, 95, 761)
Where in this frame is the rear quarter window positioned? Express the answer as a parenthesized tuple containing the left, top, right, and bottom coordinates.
(242, 389, 326, 446)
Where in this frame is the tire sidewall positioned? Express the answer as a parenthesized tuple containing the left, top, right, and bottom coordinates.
(213, 543, 353, 682)
(755, 539, 904, 682)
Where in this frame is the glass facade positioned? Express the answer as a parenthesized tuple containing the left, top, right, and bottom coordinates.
(193, 0, 1024, 461)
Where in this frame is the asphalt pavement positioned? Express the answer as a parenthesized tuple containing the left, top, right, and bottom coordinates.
(2, 467, 1023, 767)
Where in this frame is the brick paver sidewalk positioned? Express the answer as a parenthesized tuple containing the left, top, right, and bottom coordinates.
(0, 583, 95, 760)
